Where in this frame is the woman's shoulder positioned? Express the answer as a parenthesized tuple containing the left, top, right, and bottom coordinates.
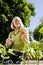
(9, 31, 13, 34)
(20, 27, 28, 32)
(20, 27, 29, 36)
(8, 31, 14, 36)
(8, 31, 14, 38)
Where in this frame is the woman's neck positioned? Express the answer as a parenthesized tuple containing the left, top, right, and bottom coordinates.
(14, 28, 19, 34)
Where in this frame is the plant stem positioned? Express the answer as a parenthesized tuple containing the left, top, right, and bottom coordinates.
(2, 58, 4, 64)
(37, 59, 39, 65)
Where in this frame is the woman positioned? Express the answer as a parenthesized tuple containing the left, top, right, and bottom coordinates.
(5, 16, 30, 64)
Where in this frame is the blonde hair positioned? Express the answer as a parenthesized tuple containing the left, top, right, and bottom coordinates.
(11, 16, 24, 29)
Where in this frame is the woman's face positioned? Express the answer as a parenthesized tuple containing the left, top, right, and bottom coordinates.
(13, 18, 21, 29)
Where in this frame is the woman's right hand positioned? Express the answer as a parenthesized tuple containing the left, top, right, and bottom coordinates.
(5, 38, 13, 47)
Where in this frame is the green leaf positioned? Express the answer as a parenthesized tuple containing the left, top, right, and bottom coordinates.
(8, 49, 15, 55)
(39, 27, 43, 35)
(30, 47, 36, 58)
(31, 41, 40, 50)
(1, 54, 10, 59)
(35, 50, 42, 59)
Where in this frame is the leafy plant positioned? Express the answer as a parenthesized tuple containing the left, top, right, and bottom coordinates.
(0, 43, 10, 63)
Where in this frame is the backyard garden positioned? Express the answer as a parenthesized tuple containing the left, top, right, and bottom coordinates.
(0, 0, 43, 65)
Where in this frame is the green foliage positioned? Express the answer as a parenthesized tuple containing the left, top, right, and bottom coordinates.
(0, 43, 6, 55)
(39, 27, 43, 36)
(31, 41, 40, 50)
(31, 41, 43, 60)
(0, 41, 43, 64)
(0, 0, 36, 44)
(33, 21, 43, 41)
(8, 49, 15, 55)
(0, 43, 10, 63)
(28, 3, 36, 16)
(35, 50, 42, 59)
(20, 41, 43, 60)
(39, 40, 43, 51)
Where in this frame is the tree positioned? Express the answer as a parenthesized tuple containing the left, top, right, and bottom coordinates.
(0, 0, 36, 44)
(33, 20, 43, 41)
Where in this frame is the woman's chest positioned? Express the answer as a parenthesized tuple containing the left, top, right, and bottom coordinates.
(11, 32, 21, 42)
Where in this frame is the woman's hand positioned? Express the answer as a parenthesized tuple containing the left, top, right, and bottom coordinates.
(21, 31, 28, 43)
(5, 38, 13, 47)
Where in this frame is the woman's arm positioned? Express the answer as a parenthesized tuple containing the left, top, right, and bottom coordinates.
(20, 29, 30, 44)
(5, 32, 13, 48)
(5, 38, 13, 47)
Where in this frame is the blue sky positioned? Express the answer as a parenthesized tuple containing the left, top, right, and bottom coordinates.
(27, 0, 43, 32)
